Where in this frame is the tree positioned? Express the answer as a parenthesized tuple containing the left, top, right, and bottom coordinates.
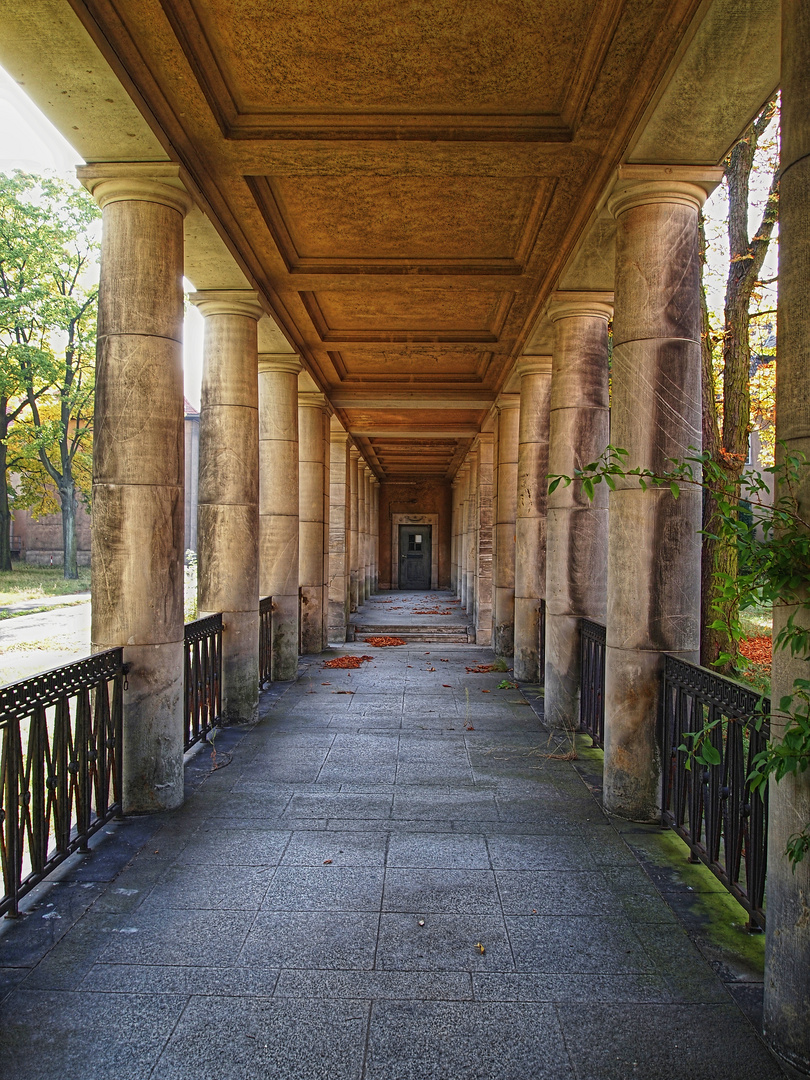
(700, 96, 780, 670)
(0, 171, 99, 577)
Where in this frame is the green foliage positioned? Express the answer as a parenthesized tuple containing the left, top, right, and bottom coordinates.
(551, 443, 810, 866)
(0, 171, 100, 573)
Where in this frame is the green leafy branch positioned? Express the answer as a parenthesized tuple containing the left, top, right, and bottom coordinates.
(550, 443, 810, 865)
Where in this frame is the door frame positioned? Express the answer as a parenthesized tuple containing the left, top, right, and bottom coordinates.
(391, 513, 439, 590)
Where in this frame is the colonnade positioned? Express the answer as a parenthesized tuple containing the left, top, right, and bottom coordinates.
(82, 16, 810, 1057)
(82, 163, 379, 819)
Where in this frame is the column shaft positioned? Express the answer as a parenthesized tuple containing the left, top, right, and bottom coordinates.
(545, 306, 611, 726)
(192, 293, 262, 724)
(763, 5, 810, 1069)
(329, 424, 350, 643)
(514, 359, 553, 682)
(83, 171, 191, 813)
(493, 398, 520, 656)
(349, 449, 360, 612)
(299, 392, 329, 654)
(258, 356, 301, 680)
(604, 180, 705, 820)
(466, 454, 478, 618)
(475, 434, 494, 646)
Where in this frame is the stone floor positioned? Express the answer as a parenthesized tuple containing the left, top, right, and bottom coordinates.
(0, 591, 789, 1079)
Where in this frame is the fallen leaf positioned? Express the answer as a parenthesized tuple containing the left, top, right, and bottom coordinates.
(481, 689, 490, 694)
(333, 690, 355, 695)
(417, 919, 425, 927)
(475, 942, 485, 954)
(466, 725, 475, 731)
(363, 636, 407, 647)
(442, 684, 452, 688)
(323, 859, 333, 865)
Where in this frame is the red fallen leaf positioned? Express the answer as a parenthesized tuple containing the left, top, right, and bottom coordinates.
(333, 690, 355, 695)
(323, 859, 333, 864)
(466, 725, 475, 731)
(739, 636, 772, 665)
(427, 667, 436, 672)
(481, 689, 490, 693)
(363, 636, 407, 647)
(442, 684, 452, 688)
(324, 655, 374, 669)
(440, 659, 449, 663)
(321, 682, 331, 685)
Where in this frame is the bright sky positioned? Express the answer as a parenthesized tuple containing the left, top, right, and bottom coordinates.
(0, 64, 205, 407)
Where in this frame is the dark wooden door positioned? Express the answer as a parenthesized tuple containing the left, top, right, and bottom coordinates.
(398, 525, 432, 589)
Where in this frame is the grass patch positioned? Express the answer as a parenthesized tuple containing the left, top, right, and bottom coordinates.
(0, 565, 91, 606)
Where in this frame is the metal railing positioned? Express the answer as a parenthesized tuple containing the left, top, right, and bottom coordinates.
(259, 596, 273, 687)
(0, 649, 125, 917)
(183, 614, 222, 751)
(579, 619, 606, 747)
(661, 654, 769, 930)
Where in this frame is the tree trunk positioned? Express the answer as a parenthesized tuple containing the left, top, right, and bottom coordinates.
(0, 435, 12, 573)
(699, 96, 779, 671)
(60, 476, 78, 579)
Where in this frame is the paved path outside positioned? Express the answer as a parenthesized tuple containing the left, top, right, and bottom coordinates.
(0, 600, 91, 686)
(0, 592, 788, 1079)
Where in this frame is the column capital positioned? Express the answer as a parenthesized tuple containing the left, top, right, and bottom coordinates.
(258, 354, 302, 376)
(77, 162, 193, 217)
(298, 391, 329, 410)
(515, 356, 553, 378)
(549, 292, 613, 323)
(608, 165, 723, 219)
(330, 416, 350, 441)
(349, 446, 362, 460)
(188, 290, 264, 321)
(496, 393, 521, 412)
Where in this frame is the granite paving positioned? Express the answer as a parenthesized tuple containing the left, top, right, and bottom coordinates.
(0, 591, 789, 1078)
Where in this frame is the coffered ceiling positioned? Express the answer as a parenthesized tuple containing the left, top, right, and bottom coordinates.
(0, 0, 781, 479)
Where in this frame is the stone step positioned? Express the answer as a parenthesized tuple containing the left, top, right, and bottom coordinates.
(349, 623, 474, 644)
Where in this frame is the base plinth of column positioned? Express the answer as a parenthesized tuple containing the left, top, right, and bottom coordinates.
(218, 608, 259, 724)
(106, 639, 184, 814)
(514, 596, 541, 682)
(271, 592, 299, 681)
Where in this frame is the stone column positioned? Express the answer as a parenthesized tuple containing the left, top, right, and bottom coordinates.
(370, 476, 379, 593)
(764, 7, 810, 1071)
(544, 301, 611, 727)
(329, 419, 350, 643)
(474, 433, 494, 645)
(322, 426, 331, 647)
(258, 354, 302, 680)
(349, 448, 360, 610)
(190, 290, 263, 724)
(466, 453, 478, 617)
(79, 165, 191, 813)
(514, 357, 553, 683)
(363, 466, 374, 600)
(451, 478, 460, 594)
(604, 175, 708, 820)
(458, 464, 470, 608)
(493, 395, 520, 657)
(299, 388, 329, 654)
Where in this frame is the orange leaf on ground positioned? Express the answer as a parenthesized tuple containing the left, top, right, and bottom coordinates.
(739, 636, 772, 665)
(323, 655, 375, 669)
(363, 636, 408, 647)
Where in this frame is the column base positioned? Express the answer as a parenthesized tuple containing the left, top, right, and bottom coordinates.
(219, 608, 259, 724)
(109, 639, 184, 814)
(271, 592, 299, 681)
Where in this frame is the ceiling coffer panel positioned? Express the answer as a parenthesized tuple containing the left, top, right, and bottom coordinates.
(247, 175, 555, 274)
(158, 0, 620, 140)
(301, 289, 514, 342)
(330, 350, 492, 385)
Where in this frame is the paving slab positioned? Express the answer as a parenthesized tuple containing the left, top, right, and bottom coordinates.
(0, 590, 789, 1078)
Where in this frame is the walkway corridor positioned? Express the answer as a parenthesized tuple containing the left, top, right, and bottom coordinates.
(0, 596, 788, 1079)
